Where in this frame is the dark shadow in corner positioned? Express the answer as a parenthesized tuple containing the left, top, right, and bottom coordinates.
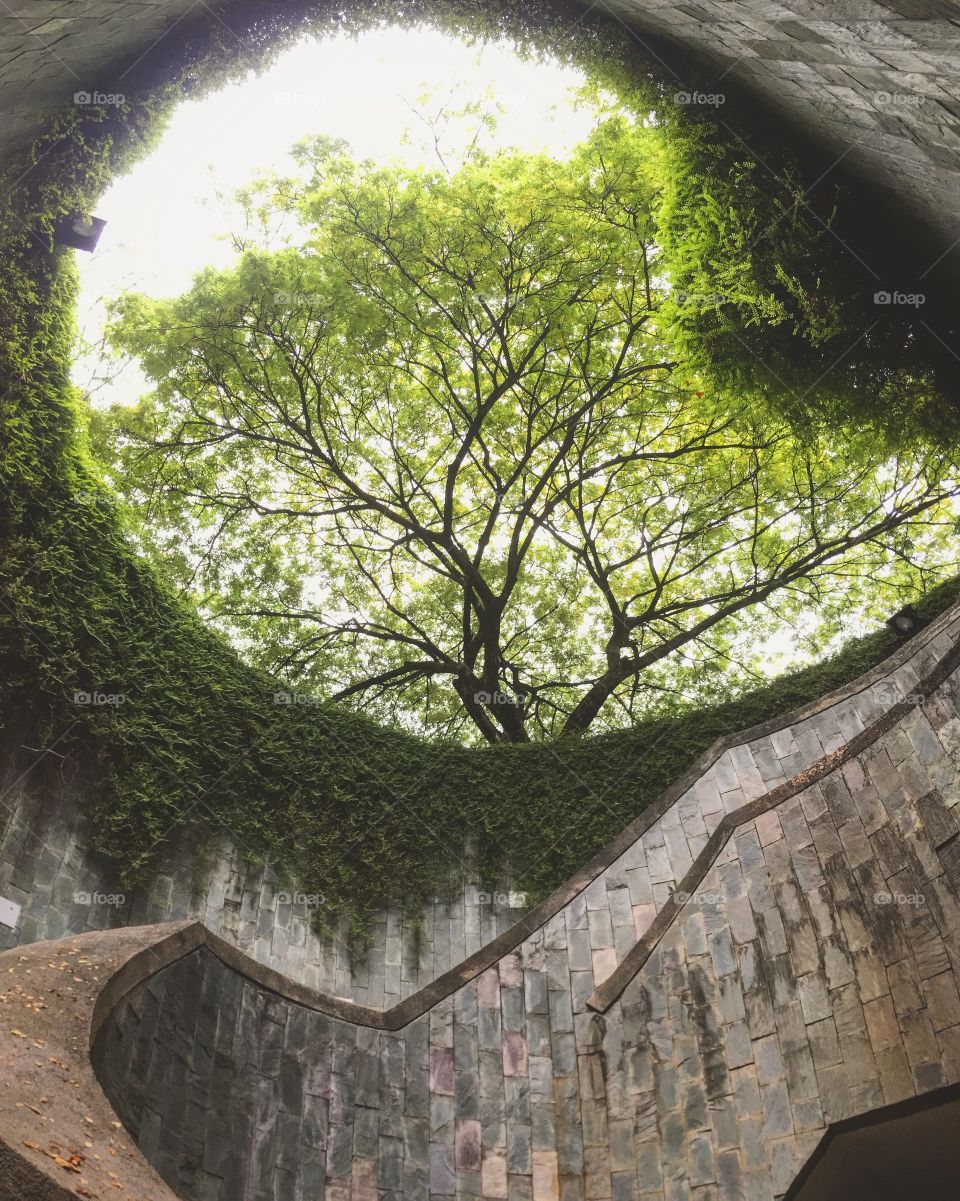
(785, 1082, 960, 1201)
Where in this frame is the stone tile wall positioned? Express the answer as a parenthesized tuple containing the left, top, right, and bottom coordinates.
(91, 640, 960, 1200)
(1, 3, 959, 255)
(3, 608, 958, 1009)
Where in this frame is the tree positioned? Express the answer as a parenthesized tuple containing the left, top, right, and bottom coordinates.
(95, 120, 960, 743)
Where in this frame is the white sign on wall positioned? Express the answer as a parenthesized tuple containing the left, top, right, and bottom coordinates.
(0, 896, 22, 929)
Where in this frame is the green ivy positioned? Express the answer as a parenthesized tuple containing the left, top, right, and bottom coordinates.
(2, 0, 958, 941)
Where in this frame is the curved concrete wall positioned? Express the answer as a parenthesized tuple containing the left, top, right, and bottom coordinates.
(0, 612, 957, 1200)
(4, 0, 958, 1008)
(1, 605, 957, 1010)
(79, 627, 960, 1201)
(3, 8, 960, 1199)
(1, 2, 959, 257)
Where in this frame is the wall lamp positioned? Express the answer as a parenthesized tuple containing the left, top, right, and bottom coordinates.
(53, 211, 106, 252)
(885, 603, 925, 637)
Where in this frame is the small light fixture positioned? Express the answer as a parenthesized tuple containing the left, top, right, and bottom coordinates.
(53, 211, 106, 253)
(885, 603, 923, 637)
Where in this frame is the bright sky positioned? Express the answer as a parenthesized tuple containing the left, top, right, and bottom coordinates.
(69, 26, 890, 681)
(74, 26, 596, 408)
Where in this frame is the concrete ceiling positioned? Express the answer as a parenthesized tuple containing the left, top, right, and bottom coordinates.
(1, 1, 958, 265)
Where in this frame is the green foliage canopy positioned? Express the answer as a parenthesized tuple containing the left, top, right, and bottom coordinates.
(2, 0, 960, 931)
(98, 117, 960, 743)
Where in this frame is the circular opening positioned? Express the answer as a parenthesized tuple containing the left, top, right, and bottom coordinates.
(4, 2, 960, 928)
(71, 22, 960, 747)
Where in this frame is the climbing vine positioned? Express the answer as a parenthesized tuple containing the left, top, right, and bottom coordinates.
(1, 0, 957, 939)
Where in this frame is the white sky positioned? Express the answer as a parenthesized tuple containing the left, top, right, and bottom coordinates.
(69, 27, 895, 678)
(75, 26, 595, 408)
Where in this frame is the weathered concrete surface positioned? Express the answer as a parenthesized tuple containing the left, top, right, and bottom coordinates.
(0, 620, 954, 1200)
(0, 921, 198, 1201)
(608, 0, 960, 255)
(88, 643, 960, 1201)
(0, 2, 959, 261)
(3, 599, 958, 1009)
(0, 0, 202, 154)
(1, 7, 959, 1199)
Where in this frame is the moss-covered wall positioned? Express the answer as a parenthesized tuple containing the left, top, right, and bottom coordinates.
(3, 583, 959, 1001)
(2, 0, 959, 942)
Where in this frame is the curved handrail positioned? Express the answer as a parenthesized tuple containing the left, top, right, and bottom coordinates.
(2, 615, 959, 1199)
(586, 624, 960, 1010)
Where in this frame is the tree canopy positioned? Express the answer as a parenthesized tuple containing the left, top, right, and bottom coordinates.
(94, 113, 960, 743)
